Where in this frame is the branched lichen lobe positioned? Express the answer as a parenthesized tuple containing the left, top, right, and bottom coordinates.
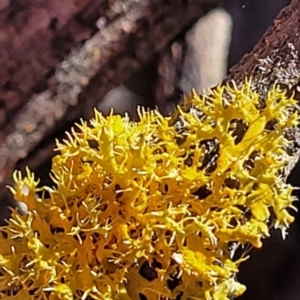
(0, 80, 299, 300)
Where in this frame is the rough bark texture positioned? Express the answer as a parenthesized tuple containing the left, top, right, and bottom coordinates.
(228, 0, 300, 85)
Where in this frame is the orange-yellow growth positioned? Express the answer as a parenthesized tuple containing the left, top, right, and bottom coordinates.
(0, 80, 298, 299)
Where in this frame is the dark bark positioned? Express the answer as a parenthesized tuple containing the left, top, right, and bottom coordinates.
(227, 0, 300, 85)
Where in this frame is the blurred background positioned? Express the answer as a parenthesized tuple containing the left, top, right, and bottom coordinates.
(0, 0, 298, 299)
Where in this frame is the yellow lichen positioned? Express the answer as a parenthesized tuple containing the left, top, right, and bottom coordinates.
(0, 80, 298, 299)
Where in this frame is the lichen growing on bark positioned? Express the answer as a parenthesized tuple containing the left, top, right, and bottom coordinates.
(0, 80, 299, 300)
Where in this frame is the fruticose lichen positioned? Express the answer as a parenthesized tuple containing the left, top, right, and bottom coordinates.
(0, 80, 298, 300)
